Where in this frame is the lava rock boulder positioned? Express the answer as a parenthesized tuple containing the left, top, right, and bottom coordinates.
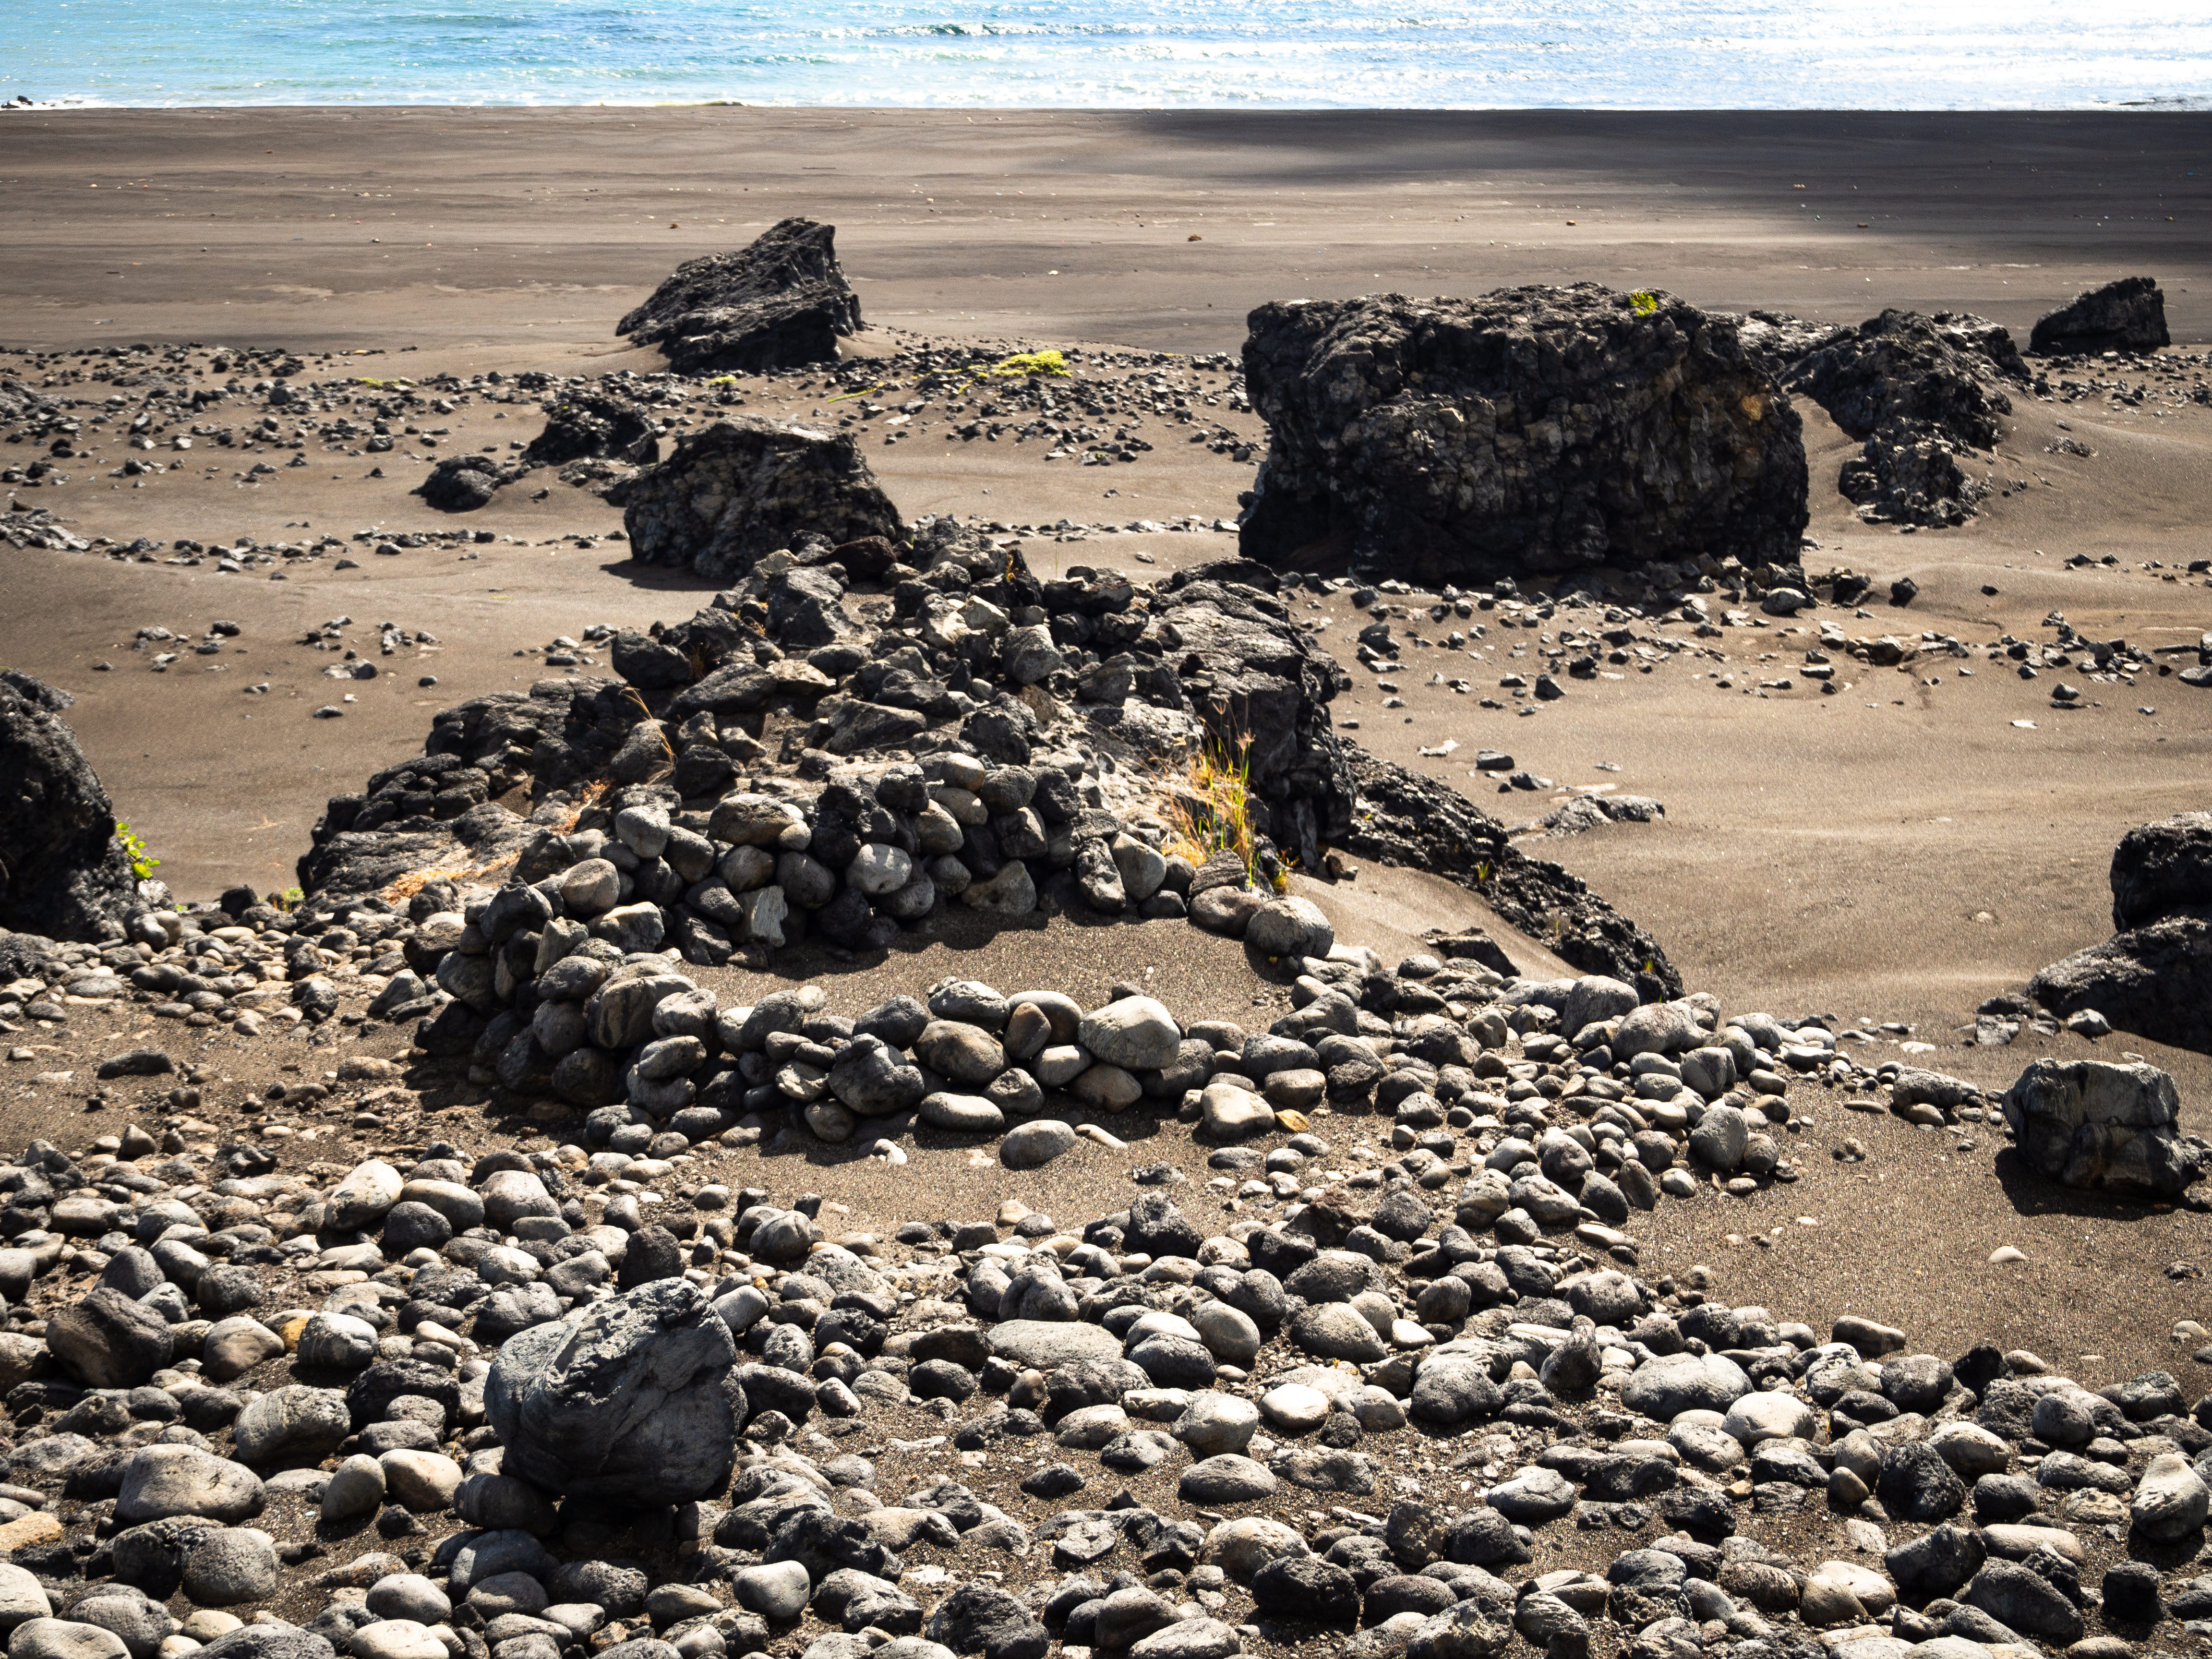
(623, 417, 903, 584)
(617, 217, 864, 374)
(1238, 283, 1808, 581)
(484, 1278, 744, 1504)
(0, 672, 144, 939)
(2030, 276, 2170, 357)
(2000, 1058, 2199, 1199)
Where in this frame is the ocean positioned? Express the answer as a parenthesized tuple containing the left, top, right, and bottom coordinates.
(12, 0, 2212, 110)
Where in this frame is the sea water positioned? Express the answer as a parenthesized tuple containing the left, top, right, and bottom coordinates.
(12, 0, 2212, 110)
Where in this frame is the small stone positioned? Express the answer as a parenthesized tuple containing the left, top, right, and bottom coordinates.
(999, 1120, 1076, 1170)
(321, 1455, 386, 1523)
(1076, 998, 1183, 1070)
(1178, 1455, 1276, 1504)
(1258, 1383, 1331, 1436)
(919, 1092, 1005, 1134)
(1173, 1394, 1262, 1456)
(733, 1560, 812, 1623)
(2130, 1450, 2210, 1540)
(1244, 897, 1334, 960)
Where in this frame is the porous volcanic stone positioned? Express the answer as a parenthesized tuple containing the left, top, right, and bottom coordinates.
(0, 673, 143, 939)
(1238, 284, 1808, 581)
(617, 217, 863, 373)
(484, 1279, 742, 1504)
(2030, 276, 2169, 356)
(623, 418, 902, 585)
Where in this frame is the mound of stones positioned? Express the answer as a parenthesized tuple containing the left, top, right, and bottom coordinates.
(297, 521, 1673, 1016)
(0, 1077, 2201, 1659)
(1774, 310, 2028, 529)
(1236, 284, 1810, 583)
(2028, 810, 2212, 1055)
(621, 421, 903, 584)
(0, 672, 149, 943)
(2030, 277, 2170, 358)
(617, 218, 864, 375)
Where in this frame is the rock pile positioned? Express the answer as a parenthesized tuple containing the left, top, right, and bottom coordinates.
(298, 520, 1674, 1003)
(2028, 811, 2212, 1054)
(0, 672, 149, 943)
(1237, 285, 1810, 582)
(0, 1084, 2196, 1659)
(2030, 277, 2171, 358)
(0, 879, 394, 1039)
(617, 219, 864, 375)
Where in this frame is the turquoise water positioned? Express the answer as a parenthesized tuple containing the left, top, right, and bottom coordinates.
(13, 0, 2212, 109)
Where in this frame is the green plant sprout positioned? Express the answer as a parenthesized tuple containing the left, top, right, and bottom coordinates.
(115, 821, 159, 880)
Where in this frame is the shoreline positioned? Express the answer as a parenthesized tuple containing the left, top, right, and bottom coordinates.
(11, 98, 2209, 108)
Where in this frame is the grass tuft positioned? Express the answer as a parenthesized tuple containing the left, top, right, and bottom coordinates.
(1160, 734, 1263, 883)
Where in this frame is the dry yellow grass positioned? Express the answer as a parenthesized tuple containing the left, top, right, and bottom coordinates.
(380, 858, 515, 905)
(1158, 735, 1285, 889)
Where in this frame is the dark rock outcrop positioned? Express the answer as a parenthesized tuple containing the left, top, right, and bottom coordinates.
(2029, 811, 2212, 1054)
(1340, 746, 1681, 999)
(0, 671, 142, 940)
(296, 683, 600, 900)
(1238, 284, 1808, 581)
(617, 217, 863, 374)
(1778, 309, 2024, 528)
(1836, 419, 1989, 528)
(2030, 276, 2169, 357)
(1784, 309, 2022, 451)
(623, 418, 903, 584)
(524, 390, 661, 468)
(2032, 916, 2212, 1056)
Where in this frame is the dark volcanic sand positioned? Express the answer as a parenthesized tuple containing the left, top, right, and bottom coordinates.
(2, 106, 2210, 1430)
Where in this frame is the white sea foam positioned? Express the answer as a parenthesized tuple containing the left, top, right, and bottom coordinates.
(12, 0, 2212, 109)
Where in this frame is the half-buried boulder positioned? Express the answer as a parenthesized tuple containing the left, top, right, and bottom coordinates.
(1783, 308, 2025, 528)
(623, 418, 903, 584)
(1238, 283, 1807, 581)
(484, 1278, 744, 1505)
(415, 454, 525, 513)
(617, 217, 863, 374)
(0, 672, 144, 940)
(2030, 276, 2169, 357)
(2108, 810, 2212, 932)
(1785, 309, 2023, 450)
